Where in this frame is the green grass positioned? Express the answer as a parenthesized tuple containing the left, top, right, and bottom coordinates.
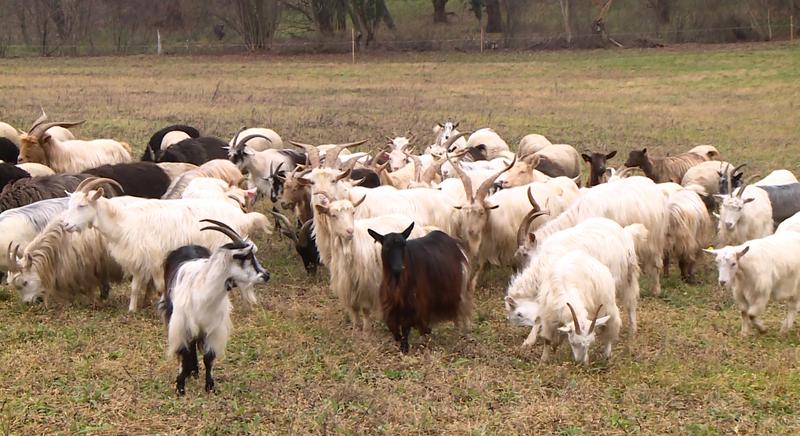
(1, 44, 800, 433)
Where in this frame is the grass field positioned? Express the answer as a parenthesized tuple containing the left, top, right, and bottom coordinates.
(1, 44, 799, 434)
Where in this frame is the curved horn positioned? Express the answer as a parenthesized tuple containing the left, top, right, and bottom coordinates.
(7, 242, 20, 273)
(290, 141, 321, 168)
(272, 161, 285, 175)
(732, 162, 747, 174)
(231, 126, 246, 149)
(269, 210, 299, 243)
(326, 139, 368, 169)
(297, 219, 314, 246)
(515, 188, 549, 248)
(421, 155, 446, 184)
(334, 167, 352, 183)
(28, 108, 48, 133)
(447, 154, 474, 203)
(352, 194, 367, 208)
(476, 156, 517, 204)
(408, 155, 423, 182)
(236, 134, 271, 149)
(77, 177, 124, 195)
(441, 131, 469, 153)
(736, 174, 761, 197)
(199, 218, 245, 245)
(30, 120, 86, 141)
(566, 302, 581, 334)
(588, 304, 604, 333)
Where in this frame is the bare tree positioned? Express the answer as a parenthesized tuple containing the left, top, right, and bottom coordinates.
(215, 0, 282, 51)
(432, 0, 448, 23)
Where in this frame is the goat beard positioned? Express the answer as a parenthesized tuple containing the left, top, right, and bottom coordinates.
(335, 236, 353, 258)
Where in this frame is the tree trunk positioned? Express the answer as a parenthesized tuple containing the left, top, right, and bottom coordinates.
(559, 0, 573, 44)
(484, 0, 502, 33)
(432, 0, 448, 23)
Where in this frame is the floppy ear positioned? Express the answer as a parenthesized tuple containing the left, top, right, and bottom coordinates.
(401, 222, 415, 239)
(737, 246, 750, 259)
(314, 204, 329, 215)
(367, 229, 383, 244)
(605, 150, 617, 159)
(581, 153, 591, 163)
(593, 315, 611, 328)
(504, 295, 517, 310)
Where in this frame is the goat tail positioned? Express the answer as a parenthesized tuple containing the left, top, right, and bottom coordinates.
(624, 223, 649, 248)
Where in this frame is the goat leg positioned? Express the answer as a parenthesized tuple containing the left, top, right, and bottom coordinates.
(400, 325, 411, 354)
(176, 346, 194, 396)
(100, 281, 111, 300)
(203, 350, 216, 393)
(188, 340, 200, 378)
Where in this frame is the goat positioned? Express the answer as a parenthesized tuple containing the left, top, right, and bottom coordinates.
(682, 160, 737, 195)
(581, 150, 617, 187)
(163, 159, 245, 199)
(85, 162, 172, 199)
(464, 128, 511, 161)
(62, 177, 272, 311)
(16, 162, 54, 177)
(518, 134, 553, 157)
(0, 121, 20, 149)
(688, 145, 721, 161)
(428, 121, 467, 155)
(143, 124, 201, 161)
(505, 250, 620, 364)
(0, 198, 69, 275)
(704, 231, 800, 337)
(18, 112, 132, 173)
(529, 144, 581, 179)
(270, 210, 319, 275)
(7, 209, 126, 305)
(157, 137, 229, 166)
(369, 223, 471, 353)
(0, 163, 30, 190)
(624, 148, 708, 184)
(0, 173, 89, 212)
(229, 127, 284, 151)
(158, 220, 269, 395)
(716, 181, 774, 246)
(0, 137, 19, 164)
(776, 211, 800, 234)
(665, 188, 713, 283)
(181, 177, 256, 212)
(531, 176, 669, 296)
(228, 133, 307, 198)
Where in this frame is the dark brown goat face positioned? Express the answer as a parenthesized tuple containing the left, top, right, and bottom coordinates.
(624, 148, 647, 168)
(581, 150, 616, 186)
(368, 222, 415, 276)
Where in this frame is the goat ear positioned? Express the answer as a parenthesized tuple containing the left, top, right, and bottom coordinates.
(244, 148, 255, 156)
(606, 150, 617, 159)
(641, 148, 647, 154)
(527, 232, 536, 245)
(314, 204, 329, 215)
(593, 315, 611, 328)
(581, 153, 591, 163)
(737, 246, 750, 259)
(713, 194, 726, 201)
(702, 247, 718, 255)
(743, 198, 755, 204)
(90, 188, 104, 200)
(401, 222, 415, 239)
(367, 228, 383, 244)
(557, 324, 573, 333)
(504, 295, 517, 310)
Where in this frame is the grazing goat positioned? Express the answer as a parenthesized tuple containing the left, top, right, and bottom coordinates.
(704, 231, 800, 337)
(18, 112, 132, 173)
(518, 134, 553, 157)
(665, 188, 713, 283)
(7, 210, 126, 305)
(158, 220, 269, 395)
(85, 162, 172, 198)
(505, 251, 620, 364)
(62, 177, 271, 311)
(682, 160, 737, 195)
(143, 124, 201, 161)
(270, 210, 319, 275)
(716, 182, 774, 246)
(755, 170, 798, 187)
(624, 148, 708, 183)
(0, 137, 19, 164)
(369, 223, 471, 353)
(230, 127, 284, 151)
(0, 198, 69, 275)
(688, 145, 721, 161)
(532, 176, 668, 296)
(0, 173, 89, 212)
(181, 177, 256, 212)
(0, 163, 30, 190)
(157, 137, 229, 166)
(581, 150, 617, 187)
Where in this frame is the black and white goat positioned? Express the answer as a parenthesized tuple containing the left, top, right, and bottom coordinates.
(158, 220, 270, 396)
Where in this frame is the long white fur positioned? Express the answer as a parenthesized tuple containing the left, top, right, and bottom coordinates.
(681, 160, 731, 194)
(532, 176, 669, 296)
(755, 170, 798, 186)
(36, 136, 132, 173)
(0, 197, 69, 273)
(705, 232, 800, 336)
(181, 177, 255, 212)
(228, 127, 283, 151)
(347, 185, 457, 235)
(62, 193, 270, 311)
(161, 131, 190, 149)
(716, 185, 773, 246)
(505, 250, 621, 364)
(465, 128, 511, 160)
(16, 162, 55, 177)
(666, 188, 713, 275)
(775, 211, 800, 234)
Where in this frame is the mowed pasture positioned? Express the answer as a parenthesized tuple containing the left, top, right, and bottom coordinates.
(1, 44, 800, 434)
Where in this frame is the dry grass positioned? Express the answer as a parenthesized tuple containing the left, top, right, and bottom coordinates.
(1, 44, 799, 434)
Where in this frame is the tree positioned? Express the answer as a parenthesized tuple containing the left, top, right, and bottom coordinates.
(465, 0, 503, 33)
(349, 0, 395, 48)
(432, 0, 448, 23)
(214, 0, 282, 51)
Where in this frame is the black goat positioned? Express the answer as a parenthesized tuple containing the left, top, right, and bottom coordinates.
(0, 173, 89, 212)
(0, 162, 30, 190)
(85, 162, 171, 198)
(157, 137, 228, 166)
(0, 137, 19, 164)
(581, 150, 616, 187)
(352, 168, 381, 188)
(270, 209, 319, 275)
(368, 223, 471, 354)
(143, 124, 201, 161)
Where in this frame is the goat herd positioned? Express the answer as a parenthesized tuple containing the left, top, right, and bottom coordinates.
(1, 113, 798, 396)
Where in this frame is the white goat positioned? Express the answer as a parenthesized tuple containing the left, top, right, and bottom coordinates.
(0, 198, 69, 274)
(181, 177, 256, 212)
(665, 188, 713, 282)
(159, 220, 269, 395)
(716, 183, 773, 246)
(704, 231, 800, 336)
(465, 128, 511, 160)
(755, 170, 798, 186)
(505, 250, 621, 364)
(16, 162, 55, 177)
(229, 127, 284, 151)
(518, 134, 553, 157)
(776, 211, 800, 234)
(62, 177, 271, 312)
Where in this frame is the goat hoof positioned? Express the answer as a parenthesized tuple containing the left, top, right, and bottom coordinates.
(191, 370, 199, 379)
(176, 387, 186, 396)
(205, 382, 215, 393)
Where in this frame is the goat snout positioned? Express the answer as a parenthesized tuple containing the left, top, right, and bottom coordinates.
(724, 222, 734, 230)
(259, 272, 270, 283)
(719, 280, 728, 287)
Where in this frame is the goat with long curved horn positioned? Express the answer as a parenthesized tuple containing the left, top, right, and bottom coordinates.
(199, 218, 246, 245)
(566, 302, 582, 335)
(29, 120, 86, 143)
(325, 139, 368, 169)
(269, 210, 299, 244)
(515, 187, 550, 248)
(588, 304, 604, 334)
(475, 155, 516, 206)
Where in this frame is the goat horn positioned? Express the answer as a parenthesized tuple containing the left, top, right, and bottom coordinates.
(268, 210, 299, 243)
(516, 188, 550, 247)
(441, 131, 469, 153)
(340, 156, 360, 173)
(6, 242, 19, 273)
(334, 167, 352, 183)
(447, 153, 474, 204)
(30, 120, 85, 141)
(236, 134, 271, 149)
(476, 155, 516, 204)
(732, 163, 748, 175)
(77, 177, 124, 195)
(290, 141, 321, 168)
(736, 174, 761, 197)
(273, 161, 284, 175)
(298, 219, 313, 246)
(408, 155, 423, 182)
(326, 140, 368, 169)
(566, 303, 581, 335)
(588, 304, 604, 334)
(199, 219, 245, 245)
(352, 194, 367, 208)
(29, 108, 48, 133)
(231, 126, 246, 149)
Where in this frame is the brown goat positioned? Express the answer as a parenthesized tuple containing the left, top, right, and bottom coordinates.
(581, 150, 617, 187)
(624, 148, 709, 184)
(369, 223, 471, 354)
